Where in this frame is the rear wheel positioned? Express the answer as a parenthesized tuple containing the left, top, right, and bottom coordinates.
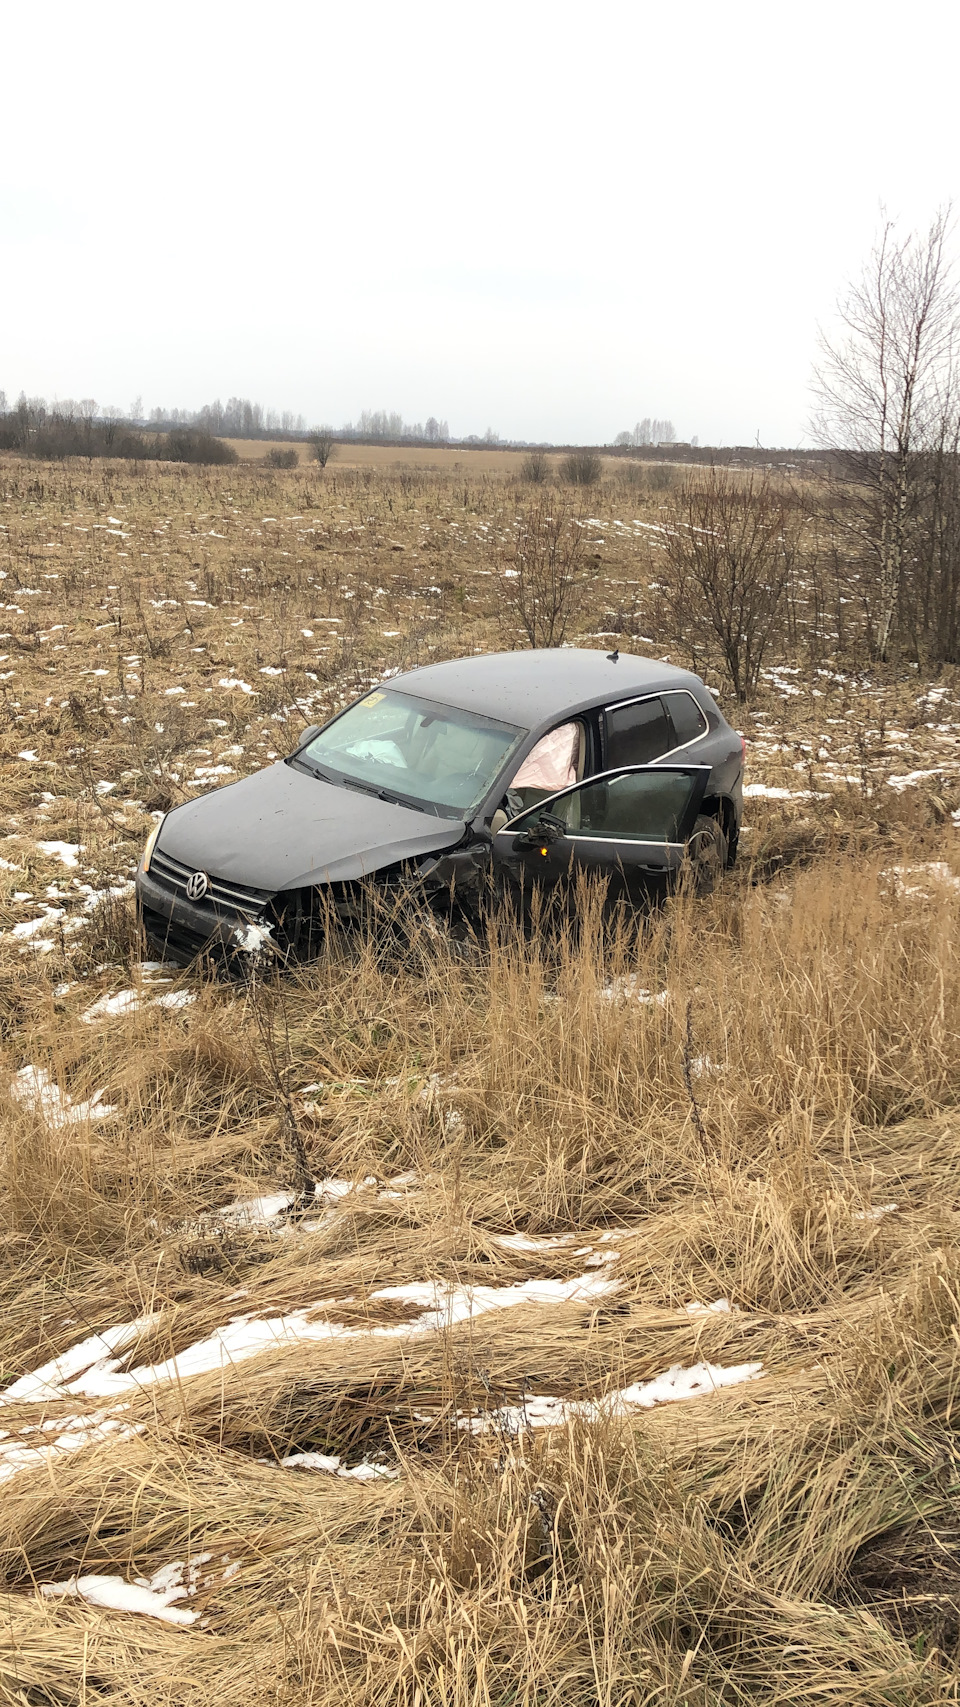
(684, 814, 727, 895)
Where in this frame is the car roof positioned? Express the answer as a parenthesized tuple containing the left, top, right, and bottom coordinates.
(388, 649, 707, 729)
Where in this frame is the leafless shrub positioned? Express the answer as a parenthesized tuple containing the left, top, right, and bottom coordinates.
(620, 461, 680, 493)
(520, 450, 551, 484)
(163, 429, 239, 466)
(309, 430, 337, 468)
(559, 450, 602, 486)
(265, 448, 298, 469)
(500, 499, 593, 647)
(659, 468, 804, 701)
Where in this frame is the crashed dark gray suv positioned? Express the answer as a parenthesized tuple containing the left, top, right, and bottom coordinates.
(137, 648, 745, 965)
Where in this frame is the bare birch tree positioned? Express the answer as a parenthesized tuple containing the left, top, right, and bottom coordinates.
(812, 209, 959, 660)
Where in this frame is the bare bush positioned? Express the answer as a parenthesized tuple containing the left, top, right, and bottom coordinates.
(620, 461, 680, 494)
(559, 450, 602, 486)
(520, 449, 551, 484)
(266, 448, 298, 469)
(659, 469, 804, 700)
(309, 430, 337, 468)
(163, 429, 239, 466)
(500, 499, 593, 646)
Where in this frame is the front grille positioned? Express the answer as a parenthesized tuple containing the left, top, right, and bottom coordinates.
(150, 848, 274, 918)
(140, 901, 218, 965)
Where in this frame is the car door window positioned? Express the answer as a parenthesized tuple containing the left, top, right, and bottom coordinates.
(524, 767, 705, 843)
(663, 690, 707, 747)
(605, 697, 670, 767)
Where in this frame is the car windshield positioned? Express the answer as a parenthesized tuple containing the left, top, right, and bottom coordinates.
(297, 688, 525, 816)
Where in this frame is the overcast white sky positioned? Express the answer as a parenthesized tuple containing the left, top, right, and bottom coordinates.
(3, 0, 958, 446)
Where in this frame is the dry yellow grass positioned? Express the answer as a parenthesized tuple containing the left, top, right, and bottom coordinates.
(1, 455, 960, 1704)
(222, 439, 584, 474)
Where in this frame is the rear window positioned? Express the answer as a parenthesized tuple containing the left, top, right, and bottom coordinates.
(605, 697, 671, 767)
(664, 690, 708, 746)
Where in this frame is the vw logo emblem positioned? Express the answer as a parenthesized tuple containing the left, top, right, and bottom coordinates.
(185, 870, 209, 901)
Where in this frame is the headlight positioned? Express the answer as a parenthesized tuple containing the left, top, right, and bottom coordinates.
(141, 817, 165, 873)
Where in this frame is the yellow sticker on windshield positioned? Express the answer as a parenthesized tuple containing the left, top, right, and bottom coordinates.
(361, 692, 385, 707)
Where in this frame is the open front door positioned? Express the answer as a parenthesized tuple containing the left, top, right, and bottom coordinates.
(491, 764, 711, 905)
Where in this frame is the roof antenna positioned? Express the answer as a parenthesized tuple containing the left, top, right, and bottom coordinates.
(607, 648, 619, 662)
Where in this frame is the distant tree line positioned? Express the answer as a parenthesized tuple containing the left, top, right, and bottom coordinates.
(614, 419, 687, 447)
(342, 410, 450, 442)
(0, 396, 239, 465)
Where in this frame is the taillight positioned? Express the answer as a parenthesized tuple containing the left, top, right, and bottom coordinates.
(739, 734, 747, 763)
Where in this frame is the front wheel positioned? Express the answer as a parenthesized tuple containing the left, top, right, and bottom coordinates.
(684, 814, 727, 896)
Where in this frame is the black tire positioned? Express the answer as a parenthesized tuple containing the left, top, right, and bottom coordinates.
(685, 814, 727, 896)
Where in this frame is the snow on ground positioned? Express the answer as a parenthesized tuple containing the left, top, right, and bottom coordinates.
(884, 862, 960, 895)
(277, 1452, 399, 1480)
(887, 769, 945, 791)
(11, 905, 65, 940)
(9, 1066, 116, 1128)
(0, 1414, 140, 1484)
(82, 986, 195, 1023)
(1, 1316, 161, 1406)
(0, 1276, 617, 1418)
(456, 1361, 763, 1435)
(219, 1173, 420, 1229)
(38, 1554, 239, 1626)
(41, 1574, 199, 1626)
(35, 841, 82, 866)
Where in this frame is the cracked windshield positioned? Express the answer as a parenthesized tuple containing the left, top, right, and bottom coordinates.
(300, 689, 524, 814)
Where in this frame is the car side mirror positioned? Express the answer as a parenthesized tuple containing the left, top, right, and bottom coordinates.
(297, 725, 322, 748)
(513, 810, 567, 851)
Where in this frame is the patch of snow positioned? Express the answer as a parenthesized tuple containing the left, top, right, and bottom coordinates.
(1, 1315, 161, 1406)
(278, 1451, 398, 1480)
(689, 1055, 723, 1079)
(135, 1554, 212, 1601)
(853, 1203, 899, 1222)
(599, 975, 669, 1005)
(885, 862, 960, 895)
(743, 783, 812, 800)
(36, 841, 82, 867)
(0, 1415, 138, 1483)
(41, 1575, 197, 1626)
(4, 1273, 618, 1402)
(494, 1232, 578, 1254)
(221, 1192, 295, 1228)
(218, 678, 254, 693)
(459, 1361, 763, 1435)
(11, 906, 65, 940)
(9, 1066, 116, 1128)
(82, 989, 141, 1023)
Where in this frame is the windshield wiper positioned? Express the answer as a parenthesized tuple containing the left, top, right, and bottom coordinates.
(295, 758, 337, 783)
(340, 775, 408, 807)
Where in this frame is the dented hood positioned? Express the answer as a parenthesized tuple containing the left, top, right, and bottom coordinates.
(158, 761, 466, 890)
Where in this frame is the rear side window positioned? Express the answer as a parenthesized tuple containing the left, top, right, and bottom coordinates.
(605, 697, 671, 767)
(664, 690, 708, 746)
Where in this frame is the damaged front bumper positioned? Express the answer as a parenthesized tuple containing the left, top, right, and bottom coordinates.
(136, 867, 277, 968)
